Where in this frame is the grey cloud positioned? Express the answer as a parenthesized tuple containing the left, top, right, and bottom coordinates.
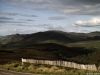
(0, 12, 38, 18)
(20, 14, 38, 17)
(0, 14, 36, 25)
(0, 12, 19, 16)
(0, 16, 13, 20)
(75, 0, 100, 5)
(20, 18, 36, 22)
(48, 16, 66, 20)
(25, 19, 35, 21)
(75, 24, 100, 27)
(55, 0, 100, 15)
(4, 0, 100, 15)
(0, 20, 26, 24)
(58, 0, 100, 6)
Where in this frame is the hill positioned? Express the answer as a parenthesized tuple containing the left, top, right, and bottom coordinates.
(0, 31, 100, 46)
(0, 31, 100, 65)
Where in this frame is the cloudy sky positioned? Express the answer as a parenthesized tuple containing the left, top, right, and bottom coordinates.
(0, 0, 100, 35)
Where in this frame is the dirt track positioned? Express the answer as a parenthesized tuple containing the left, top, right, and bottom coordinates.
(0, 69, 41, 75)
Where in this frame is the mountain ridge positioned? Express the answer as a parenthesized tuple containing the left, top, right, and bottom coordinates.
(0, 30, 100, 45)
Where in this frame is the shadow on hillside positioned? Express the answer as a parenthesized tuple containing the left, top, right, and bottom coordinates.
(0, 43, 94, 64)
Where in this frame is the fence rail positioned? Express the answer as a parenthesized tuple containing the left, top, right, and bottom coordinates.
(22, 58, 97, 71)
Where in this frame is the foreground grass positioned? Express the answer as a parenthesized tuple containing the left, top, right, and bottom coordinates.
(0, 62, 100, 75)
(0, 41, 100, 75)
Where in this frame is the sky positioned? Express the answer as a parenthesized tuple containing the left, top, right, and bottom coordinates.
(0, 0, 100, 35)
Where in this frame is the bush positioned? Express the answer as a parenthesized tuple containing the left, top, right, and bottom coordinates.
(28, 64, 36, 72)
(15, 65, 23, 72)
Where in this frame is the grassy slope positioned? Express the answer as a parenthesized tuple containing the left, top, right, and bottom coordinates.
(68, 41, 100, 49)
(0, 40, 100, 66)
(0, 36, 100, 74)
(0, 43, 92, 62)
(67, 40, 100, 65)
(0, 31, 100, 66)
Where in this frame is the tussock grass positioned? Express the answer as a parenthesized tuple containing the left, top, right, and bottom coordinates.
(0, 62, 99, 75)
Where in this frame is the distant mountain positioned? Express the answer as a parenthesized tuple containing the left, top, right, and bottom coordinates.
(0, 31, 100, 46)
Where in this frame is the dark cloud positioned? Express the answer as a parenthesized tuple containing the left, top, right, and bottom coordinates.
(76, 0, 100, 5)
(48, 16, 66, 20)
(0, 16, 13, 20)
(11, 0, 100, 15)
(0, 12, 18, 16)
(0, 13, 37, 25)
(1, 0, 100, 15)
(0, 12, 38, 17)
(20, 14, 38, 17)
(0, 20, 25, 24)
(58, 0, 100, 5)
(26, 19, 35, 21)
(55, 0, 100, 15)
(18, 18, 35, 22)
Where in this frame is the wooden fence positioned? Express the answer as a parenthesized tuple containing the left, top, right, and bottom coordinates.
(22, 58, 97, 71)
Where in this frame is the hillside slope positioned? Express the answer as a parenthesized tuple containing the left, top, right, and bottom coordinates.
(0, 31, 100, 65)
(0, 31, 100, 46)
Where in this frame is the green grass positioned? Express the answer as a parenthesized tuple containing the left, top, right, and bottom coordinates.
(66, 41, 100, 65)
(0, 40, 100, 65)
(0, 62, 99, 75)
(67, 41, 100, 49)
(0, 41, 100, 75)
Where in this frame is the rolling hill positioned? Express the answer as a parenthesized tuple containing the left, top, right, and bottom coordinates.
(0, 30, 100, 46)
(0, 30, 100, 65)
